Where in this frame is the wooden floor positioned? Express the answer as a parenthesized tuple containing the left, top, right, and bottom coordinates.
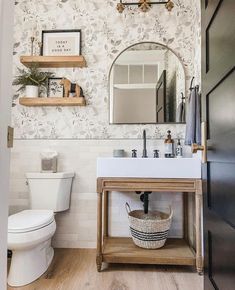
(8, 249, 203, 290)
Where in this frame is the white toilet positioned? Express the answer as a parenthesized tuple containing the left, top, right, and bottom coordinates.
(8, 172, 74, 287)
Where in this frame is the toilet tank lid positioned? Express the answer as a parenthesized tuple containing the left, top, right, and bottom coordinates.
(26, 172, 75, 179)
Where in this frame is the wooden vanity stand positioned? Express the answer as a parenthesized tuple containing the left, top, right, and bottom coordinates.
(96, 178, 203, 274)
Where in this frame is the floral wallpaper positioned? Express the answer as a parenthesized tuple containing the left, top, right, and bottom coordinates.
(12, 0, 201, 139)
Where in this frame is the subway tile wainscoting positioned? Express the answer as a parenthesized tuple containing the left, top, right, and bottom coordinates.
(9, 139, 195, 249)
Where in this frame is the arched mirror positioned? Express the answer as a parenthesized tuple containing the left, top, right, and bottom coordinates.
(109, 42, 186, 124)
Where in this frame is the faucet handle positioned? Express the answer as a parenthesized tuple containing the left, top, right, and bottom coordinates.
(132, 149, 137, 158)
(153, 150, 159, 158)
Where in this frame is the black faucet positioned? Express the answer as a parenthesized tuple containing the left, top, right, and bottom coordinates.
(153, 149, 159, 158)
(132, 149, 137, 158)
(142, 129, 148, 158)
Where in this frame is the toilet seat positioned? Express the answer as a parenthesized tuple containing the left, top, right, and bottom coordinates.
(8, 210, 54, 233)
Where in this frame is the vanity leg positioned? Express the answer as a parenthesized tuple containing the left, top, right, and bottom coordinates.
(103, 191, 109, 237)
(183, 192, 189, 243)
(96, 191, 103, 272)
(195, 180, 203, 274)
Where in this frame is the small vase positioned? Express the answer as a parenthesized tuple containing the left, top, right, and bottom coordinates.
(25, 85, 39, 98)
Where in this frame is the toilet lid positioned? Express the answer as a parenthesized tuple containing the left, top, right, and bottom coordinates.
(8, 210, 55, 233)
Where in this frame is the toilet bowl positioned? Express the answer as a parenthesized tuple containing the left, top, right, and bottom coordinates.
(8, 210, 56, 287)
(7, 172, 74, 287)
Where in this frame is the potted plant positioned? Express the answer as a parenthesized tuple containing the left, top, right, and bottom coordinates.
(13, 65, 54, 98)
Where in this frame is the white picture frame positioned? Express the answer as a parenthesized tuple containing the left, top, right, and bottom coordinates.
(41, 30, 81, 56)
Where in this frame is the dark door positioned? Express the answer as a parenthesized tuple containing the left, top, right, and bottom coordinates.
(201, 1, 235, 289)
(156, 70, 166, 123)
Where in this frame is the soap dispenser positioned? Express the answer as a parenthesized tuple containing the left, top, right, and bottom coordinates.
(164, 130, 174, 158)
(176, 139, 183, 158)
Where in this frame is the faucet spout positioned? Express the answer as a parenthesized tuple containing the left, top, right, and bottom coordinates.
(142, 129, 148, 158)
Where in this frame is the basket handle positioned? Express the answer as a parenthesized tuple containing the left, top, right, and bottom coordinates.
(168, 206, 173, 219)
(125, 202, 131, 215)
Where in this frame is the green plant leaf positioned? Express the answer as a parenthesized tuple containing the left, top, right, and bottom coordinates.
(13, 64, 54, 92)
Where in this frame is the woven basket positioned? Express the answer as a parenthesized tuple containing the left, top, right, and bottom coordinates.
(126, 203, 173, 249)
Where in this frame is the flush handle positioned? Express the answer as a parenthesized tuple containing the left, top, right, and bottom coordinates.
(7, 126, 14, 148)
(192, 122, 207, 164)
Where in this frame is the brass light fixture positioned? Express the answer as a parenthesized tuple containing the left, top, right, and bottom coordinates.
(117, 0, 174, 13)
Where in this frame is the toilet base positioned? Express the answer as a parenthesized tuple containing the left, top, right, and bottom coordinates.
(8, 239, 54, 287)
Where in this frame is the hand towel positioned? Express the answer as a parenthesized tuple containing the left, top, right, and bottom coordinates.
(185, 86, 201, 145)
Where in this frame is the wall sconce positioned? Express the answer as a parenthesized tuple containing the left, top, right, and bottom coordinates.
(117, 0, 174, 13)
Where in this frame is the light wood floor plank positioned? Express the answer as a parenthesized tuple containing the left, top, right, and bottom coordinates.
(8, 249, 203, 290)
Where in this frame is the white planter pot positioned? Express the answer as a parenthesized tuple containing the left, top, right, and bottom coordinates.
(25, 85, 39, 98)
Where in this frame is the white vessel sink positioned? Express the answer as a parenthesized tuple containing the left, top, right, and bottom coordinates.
(97, 158, 201, 179)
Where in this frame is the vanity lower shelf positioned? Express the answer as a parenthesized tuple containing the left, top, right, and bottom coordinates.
(103, 237, 195, 266)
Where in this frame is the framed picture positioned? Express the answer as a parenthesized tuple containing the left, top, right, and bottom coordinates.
(41, 29, 81, 56)
(47, 78, 64, 98)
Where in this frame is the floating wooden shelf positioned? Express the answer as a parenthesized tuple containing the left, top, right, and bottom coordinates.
(20, 55, 86, 68)
(103, 237, 195, 266)
(19, 97, 86, 107)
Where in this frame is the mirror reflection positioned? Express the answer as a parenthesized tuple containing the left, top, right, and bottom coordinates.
(109, 42, 186, 124)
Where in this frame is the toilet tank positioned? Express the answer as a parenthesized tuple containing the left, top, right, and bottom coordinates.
(26, 172, 74, 212)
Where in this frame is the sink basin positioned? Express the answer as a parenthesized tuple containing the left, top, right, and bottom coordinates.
(97, 158, 201, 179)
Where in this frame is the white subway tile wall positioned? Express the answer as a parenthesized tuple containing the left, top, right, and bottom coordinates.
(10, 140, 194, 248)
